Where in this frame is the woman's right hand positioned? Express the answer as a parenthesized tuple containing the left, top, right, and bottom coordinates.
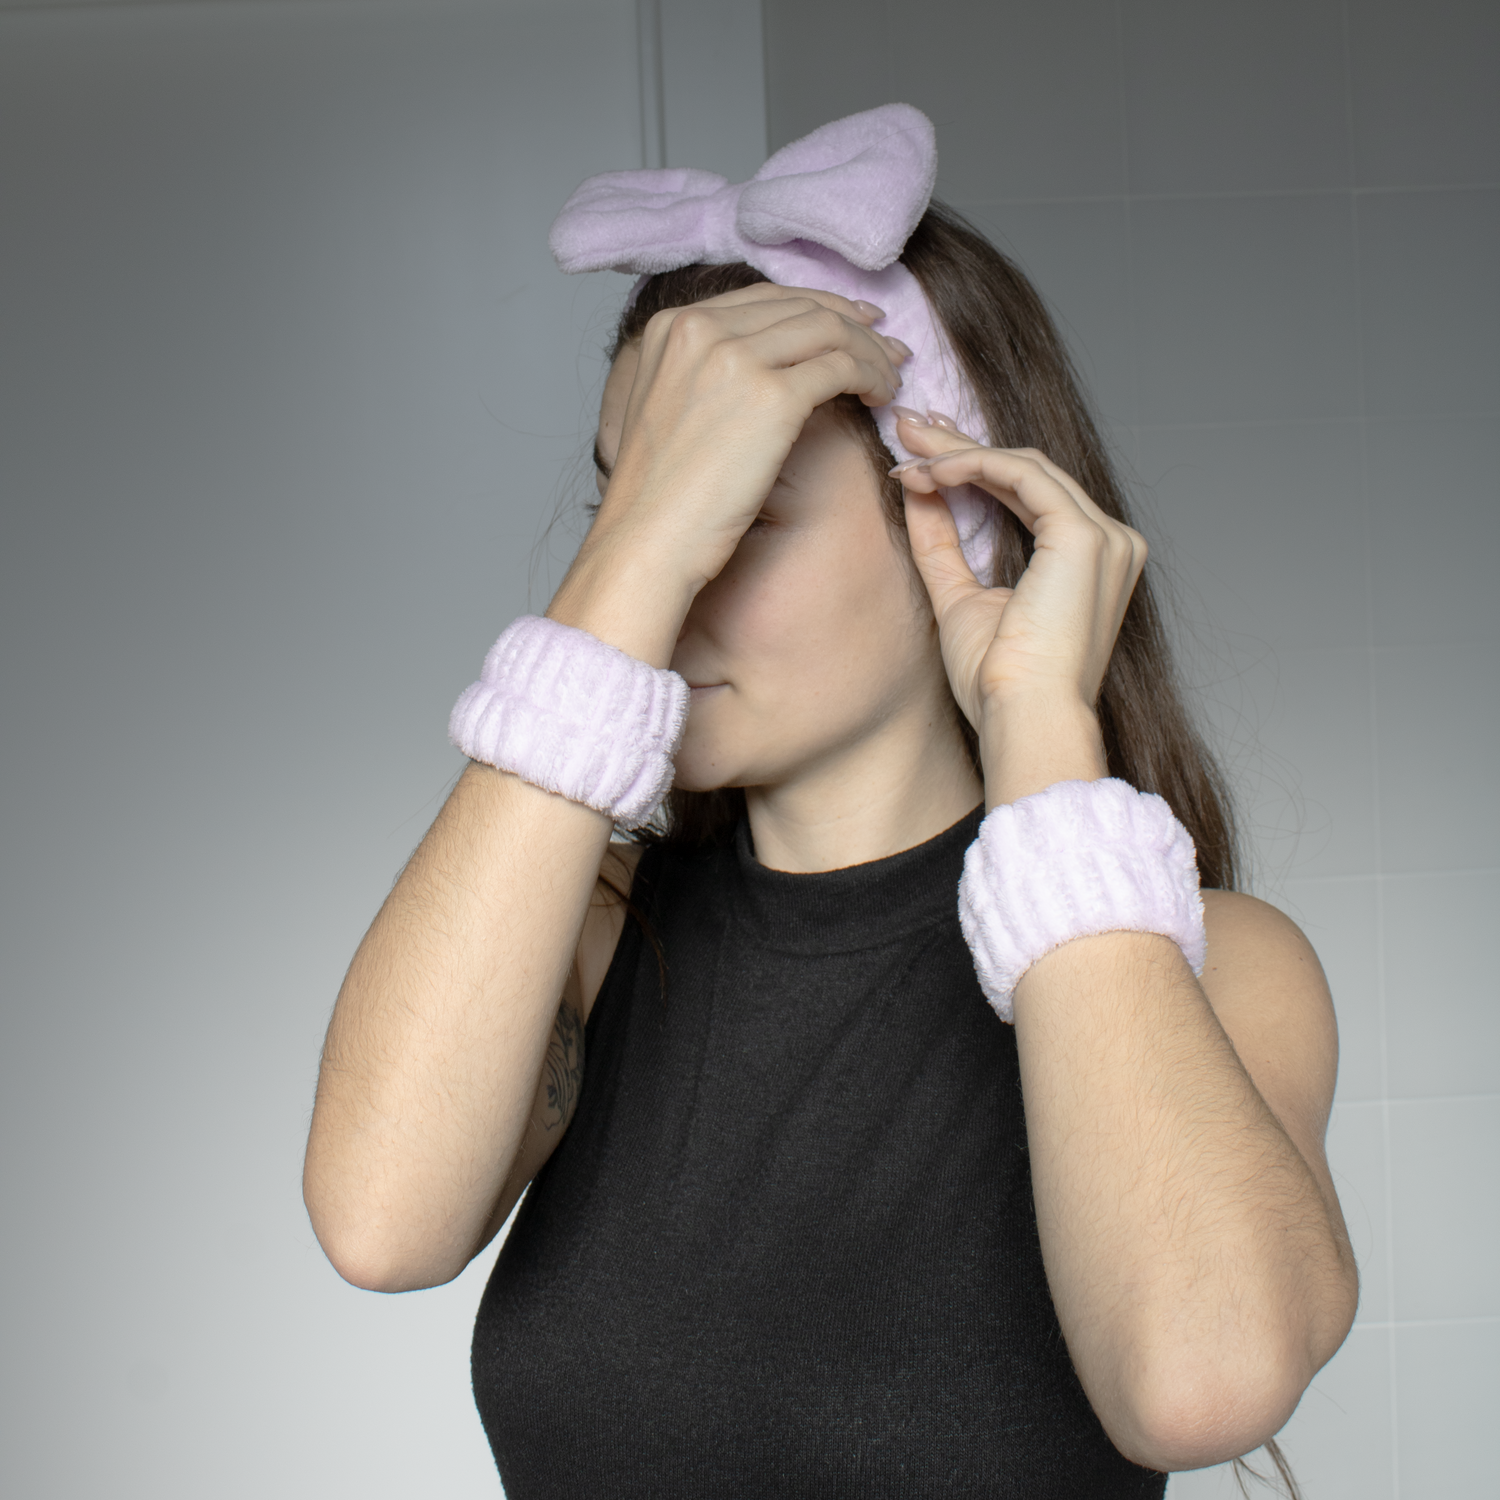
(547, 283, 909, 665)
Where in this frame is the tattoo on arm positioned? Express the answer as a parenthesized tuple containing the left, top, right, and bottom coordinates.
(540, 1001, 583, 1131)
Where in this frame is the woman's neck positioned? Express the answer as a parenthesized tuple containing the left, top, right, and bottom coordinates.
(742, 706, 983, 874)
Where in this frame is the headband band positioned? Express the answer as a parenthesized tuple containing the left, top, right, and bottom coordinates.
(548, 103, 998, 582)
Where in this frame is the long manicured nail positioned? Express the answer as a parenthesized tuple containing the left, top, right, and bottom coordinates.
(888, 458, 933, 476)
(851, 300, 886, 320)
(891, 405, 929, 425)
(888, 338, 914, 358)
(927, 409, 959, 431)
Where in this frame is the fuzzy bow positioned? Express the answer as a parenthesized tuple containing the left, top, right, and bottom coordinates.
(549, 104, 997, 581)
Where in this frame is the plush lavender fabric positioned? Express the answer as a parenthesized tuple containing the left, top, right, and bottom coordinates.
(548, 103, 1000, 583)
(958, 779, 1208, 1023)
(448, 615, 689, 829)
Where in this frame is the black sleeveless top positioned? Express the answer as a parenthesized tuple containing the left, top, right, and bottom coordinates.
(472, 808, 1165, 1498)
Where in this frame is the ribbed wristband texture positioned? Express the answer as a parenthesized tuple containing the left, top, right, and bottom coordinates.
(958, 777, 1207, 1023)
(447, 615, 689, 829)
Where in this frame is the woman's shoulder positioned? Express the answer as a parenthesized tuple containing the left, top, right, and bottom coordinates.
(1199, 889, 1320, 968)
(1197, 888, 1340, 1139)
(1198, 890, 1332, 1016)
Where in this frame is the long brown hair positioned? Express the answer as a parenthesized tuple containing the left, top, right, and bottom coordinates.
(609, 202, 1241, 893)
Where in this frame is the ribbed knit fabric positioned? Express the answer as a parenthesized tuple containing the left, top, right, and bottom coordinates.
(959, 779, 1207, 1024)
(472, 809, 1167, 1498)
(447, 615, 689, 829)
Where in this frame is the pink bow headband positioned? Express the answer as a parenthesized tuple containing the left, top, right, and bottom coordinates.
(548, 103, 998, 581)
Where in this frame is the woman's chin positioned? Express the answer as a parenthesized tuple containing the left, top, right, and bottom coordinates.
(673, 700, 817, 794)
(670, 760, 741, 795)
(673, 699, 746, 793)
(671, 736, 757, 795)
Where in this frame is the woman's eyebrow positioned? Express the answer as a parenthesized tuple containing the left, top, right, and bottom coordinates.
(593, 441, 613, 480)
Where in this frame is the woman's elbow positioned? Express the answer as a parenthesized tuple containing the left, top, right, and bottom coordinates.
(1105, 1270, 1360, 1470)
(1103, 1351, 1314, 1472)
(314, 1225, 469, 1294)
(303, 1184, 472, 1294)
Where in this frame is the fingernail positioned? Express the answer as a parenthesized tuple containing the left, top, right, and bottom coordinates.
(889, 338, 914, 359)
(851, 300, 886, 320)
(927, 409, 959, 431)
(891, 405, 929, 425)
(887, 458, 933, 476)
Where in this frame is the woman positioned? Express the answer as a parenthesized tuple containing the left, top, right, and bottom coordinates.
(303, 106, 1357, 1496)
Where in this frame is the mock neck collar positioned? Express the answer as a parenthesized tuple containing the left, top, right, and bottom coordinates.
(726, 803, 983, 955)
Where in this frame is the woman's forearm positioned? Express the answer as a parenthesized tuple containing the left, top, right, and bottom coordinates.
(976, 692, 1356, 1469)
(1012, 930, 1356, 1471)
(303, 762, 613, 1293)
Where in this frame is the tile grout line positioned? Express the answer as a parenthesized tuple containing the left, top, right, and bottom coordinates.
(1339, 4, 1401, 1493)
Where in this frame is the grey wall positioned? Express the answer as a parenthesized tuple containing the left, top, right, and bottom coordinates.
(765, 2, 1498, 1496)
(0, 0, 762, 1494)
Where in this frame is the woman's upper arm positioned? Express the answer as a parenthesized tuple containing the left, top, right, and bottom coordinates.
(468, 841, 644, 1257)
(1197, 890, 1343, 1203)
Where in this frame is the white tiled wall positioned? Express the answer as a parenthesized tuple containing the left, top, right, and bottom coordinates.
(767, 2, 1499, 1493)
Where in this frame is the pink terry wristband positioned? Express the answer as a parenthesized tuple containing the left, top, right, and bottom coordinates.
(958, 778, 1207, 1023)
(447, 615, 689, 829)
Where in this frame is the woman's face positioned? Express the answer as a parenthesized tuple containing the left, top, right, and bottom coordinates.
(597, 345, 959, 795)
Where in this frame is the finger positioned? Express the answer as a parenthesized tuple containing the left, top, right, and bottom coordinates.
(888, 444, 1068, 534)
(902, 487, 983, 622)
(892, 431, 1115, 537)
(894, 418, 1141, 559)
(651, 299, 907, 394)
(893, 417, 1061, 494)
(781, 347, 903, 409)
(652, 294, 903, 354)
(892, 411, 984, 450)
(735, 306, 905, 397)
(892, 442, 1046, 533)
(962, 446, 1146, 575)
(740, 303, 912, 373)
(889, 413, 992, 468)
(693, 280, 891, 326)
(1001, 446, 1112, 527)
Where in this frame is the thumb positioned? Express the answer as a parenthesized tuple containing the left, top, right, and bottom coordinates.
(903, 486, 981, 624)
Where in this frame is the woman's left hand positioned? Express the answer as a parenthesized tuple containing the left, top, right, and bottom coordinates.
(892, 412, 1147, 734)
